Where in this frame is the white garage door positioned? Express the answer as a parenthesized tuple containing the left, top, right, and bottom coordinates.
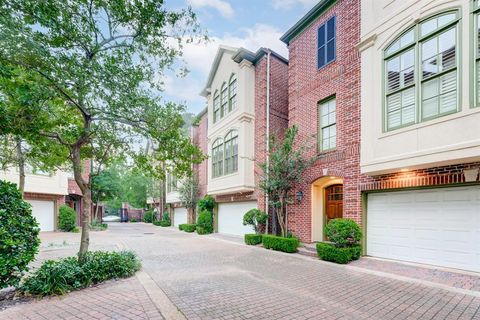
(27, 200, 55, 232)
(173, 207, 187, 227)
(218, 201, 256, 236)
(367, 186, 480, 272)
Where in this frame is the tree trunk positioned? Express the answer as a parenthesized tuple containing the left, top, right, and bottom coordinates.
(15, 137, 25, 196)
(72, 147, 91, 262)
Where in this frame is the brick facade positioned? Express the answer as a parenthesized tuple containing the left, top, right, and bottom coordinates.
(254, 53, 289, 212)
(360, 162, 480, 192)
(284, 0, 363, 242)
(193, 109, 208, 199)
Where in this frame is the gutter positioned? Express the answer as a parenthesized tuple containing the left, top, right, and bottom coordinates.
(265, 50, 271, 234)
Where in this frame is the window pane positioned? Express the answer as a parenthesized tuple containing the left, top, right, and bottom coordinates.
(387, 92, 401, 112)
(400, 29, 414, 47)
(422, 37, 438, 78)
(402, 89, 415, 124)
(422, 78, 439, 100)
(438, 13, 456, 28)
(386, 40, 400, 55)
(329, 99, 336, 113)
(326, 39, 335, 63)
(422, 97, 438, 118)
(388, 109, 401, 129)
(439, 28, 456, 71)
(318, 46, 325, 68)
(439, 71, 456, 113)
(387, 57, 400, 91)
(327, 17, 335, 41)
(329, 110, 336, 124)
(477, 15, 480, 56)
(421, 18, 437, 36)
(401, 49, 415, 87)
(318, 25, 325, 47)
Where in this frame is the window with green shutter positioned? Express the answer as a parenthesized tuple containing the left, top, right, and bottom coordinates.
(384, 11, 459, 131)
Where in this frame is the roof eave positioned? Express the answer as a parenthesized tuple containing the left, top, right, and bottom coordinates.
(280, 0, 336, 45)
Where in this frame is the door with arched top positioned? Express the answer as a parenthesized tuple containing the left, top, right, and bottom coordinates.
(325, 184, 343, 225)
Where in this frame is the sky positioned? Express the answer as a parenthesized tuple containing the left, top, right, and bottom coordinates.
(162, 0, 319, 115)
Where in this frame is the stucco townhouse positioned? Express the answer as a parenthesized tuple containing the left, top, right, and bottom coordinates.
(167, 45, 289, 236)
(0, 161, 91, 231)
(358, 0, 480, 273)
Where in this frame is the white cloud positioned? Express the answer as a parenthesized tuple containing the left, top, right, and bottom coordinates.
(271, 0, 318, 10)
(188, 0, 234, 18)
(163, 24, 288, 114)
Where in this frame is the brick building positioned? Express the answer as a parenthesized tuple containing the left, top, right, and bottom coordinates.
(279, 0, 363, 243)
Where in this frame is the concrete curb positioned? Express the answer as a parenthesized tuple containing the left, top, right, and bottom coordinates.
(136, 270, 186, 320)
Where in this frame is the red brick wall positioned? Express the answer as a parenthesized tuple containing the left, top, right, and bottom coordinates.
(68, 159, 91, 196)
(360, 162, 480, 191)
(254, 54, 289, 213)
(194, 111, 208, 199)
(286, 0, 362, 242)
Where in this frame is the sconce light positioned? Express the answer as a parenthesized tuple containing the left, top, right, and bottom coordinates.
(295, 190, 304, 203)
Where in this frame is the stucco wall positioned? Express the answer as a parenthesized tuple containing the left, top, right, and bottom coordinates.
(360, 0, 480, 175)
(0, 168, 69, 195)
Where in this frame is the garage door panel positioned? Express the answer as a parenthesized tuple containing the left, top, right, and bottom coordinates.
(27, 200, 55, 232)
(173, 207, 187, 227)
(367, 186, 480, 272)
(218, 201, 256, 236)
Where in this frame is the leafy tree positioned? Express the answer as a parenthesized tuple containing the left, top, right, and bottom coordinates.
(0, 0, 205, 261)
(259, 126, 315, 237)
(243, 209, 268, 234)
(178, 174, 200, 223)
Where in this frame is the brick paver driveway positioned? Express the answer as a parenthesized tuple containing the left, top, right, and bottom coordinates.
(3, 223, 480, 320)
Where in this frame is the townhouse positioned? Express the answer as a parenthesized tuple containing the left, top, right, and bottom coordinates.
(0, 162, 90, 231)
(359, 0, 480, 272)
(166, 45, 289, 236)
(279, 0, 363, 243)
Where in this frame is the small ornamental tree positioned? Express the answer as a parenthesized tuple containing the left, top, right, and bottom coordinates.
(178, 175, 200, 223)
(259, 126, 315, 237)
(198, 195, 215, 213)
(243, 209, 268, 234)
(0, 180, 40, 288)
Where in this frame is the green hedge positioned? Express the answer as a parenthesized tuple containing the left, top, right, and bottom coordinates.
(178, 224, 185, 231)
(21, 251, 141, 296)
(153, 220, 171, 227)
(143, 210, 154, 223)
(196, 210, 213, 234)
(182, 224, 196, 233)
(262, 235, 299, 253)
(316, 243, 361, 264)
(245, 234, 262, 245)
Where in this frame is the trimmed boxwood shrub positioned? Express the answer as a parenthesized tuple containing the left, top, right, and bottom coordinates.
(130, 218, 138, 223)
(262, 235, 299, 253)
(0, 180, 40, 289)
(325, 218, 362, 248)
(21, 251, 141, 296)
(196, 210, 213, 234)
(316, 243, 361, 264)
(178, 223, 186, 231)
(58, 205, 77, 232)
(153, 220, 171, 227)
(245, 234, 262, 245)
(182, 224, 196, 233)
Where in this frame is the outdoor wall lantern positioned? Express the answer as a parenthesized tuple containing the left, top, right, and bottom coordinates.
(296, 190, 304, 203)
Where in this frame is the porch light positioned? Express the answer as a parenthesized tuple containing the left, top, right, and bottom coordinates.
(295, 190, 303, 203)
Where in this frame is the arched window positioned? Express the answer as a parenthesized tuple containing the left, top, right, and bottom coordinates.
(213, 91, 220, 123)
(229, 74, 237, 112)
(384, 11, 459, 131)
(220, 83, 228, 118)
(224, 130, 238, 174)
(212, 139, 224, 178)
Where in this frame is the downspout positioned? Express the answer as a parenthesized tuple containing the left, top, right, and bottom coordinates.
(265, 50, 271, 234)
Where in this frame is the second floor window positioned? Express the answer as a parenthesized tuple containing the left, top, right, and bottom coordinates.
(212, 139, 224, 178)
(213, 91, 220, 123)
(318, 98, 336, 151)
(317, 16, 336, 69)
(384, 11, 459, 131)
(229, 74, 237, 112)
(224, 130, 238, 174)
(221, 83, 228, 117)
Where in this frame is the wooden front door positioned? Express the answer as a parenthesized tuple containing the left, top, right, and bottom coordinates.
(325, 184, 343, 224)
